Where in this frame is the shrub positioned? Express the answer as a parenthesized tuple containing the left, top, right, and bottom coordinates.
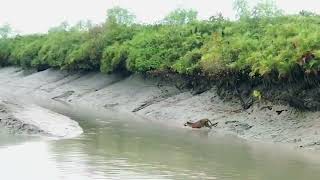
(37, 31, 85, 69)
(172, 48, 202, 75)
(65, 38, 104, 71)
(2, 4, 320, 84)
(101, 42, 128, 73)
(126, 24, 207, 72)
(0, 39, 11, 66)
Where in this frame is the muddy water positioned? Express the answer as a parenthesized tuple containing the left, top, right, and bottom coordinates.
(1, 105, 320, 180)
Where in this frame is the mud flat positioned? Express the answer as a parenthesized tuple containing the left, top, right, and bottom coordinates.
(1, 67, 320, 150)
(0, 99, 83, 138)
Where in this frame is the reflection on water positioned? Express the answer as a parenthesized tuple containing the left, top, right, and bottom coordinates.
(1, 105, 320, 180)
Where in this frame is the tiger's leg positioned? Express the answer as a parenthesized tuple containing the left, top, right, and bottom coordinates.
(204, 122, 212, 129)
(208, 120, 218, 128)
(207, 120, 214, 127)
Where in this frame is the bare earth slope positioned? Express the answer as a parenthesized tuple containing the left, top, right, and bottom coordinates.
(0, 99, 83, 138)
(1, 67, 320, 150)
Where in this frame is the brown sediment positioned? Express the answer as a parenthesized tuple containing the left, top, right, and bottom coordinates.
(1, 66, 320, 150)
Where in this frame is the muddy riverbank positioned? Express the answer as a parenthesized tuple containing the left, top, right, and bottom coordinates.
(0, 98, 83, 138)
(1, 67, 320, 150)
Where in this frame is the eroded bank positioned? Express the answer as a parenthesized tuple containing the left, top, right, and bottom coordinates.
(1, 67, 320, 150)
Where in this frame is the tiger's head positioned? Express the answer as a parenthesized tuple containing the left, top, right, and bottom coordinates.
(184, 121, 193, 127)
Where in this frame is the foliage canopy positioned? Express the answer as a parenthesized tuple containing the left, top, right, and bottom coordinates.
(1, 1, 320, 82)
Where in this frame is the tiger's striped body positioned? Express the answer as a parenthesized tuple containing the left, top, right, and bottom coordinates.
(184, 118, 218, 129)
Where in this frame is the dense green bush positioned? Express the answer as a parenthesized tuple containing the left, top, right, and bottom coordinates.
(101, 42, 128, 73)
(172, 48, 202, 75)
(126, 24, 209, 72)
(0, 39, 11, 66)
(18, 37, 46, 68)
(65, 35, 103, 71)
(8, 35, 42, 67)
(1, 2, 320, 82)
(37, 31, 85, 69)
(199, 15, 320, 78)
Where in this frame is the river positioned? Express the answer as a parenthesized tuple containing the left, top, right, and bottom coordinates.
(1, 104, 320, 180)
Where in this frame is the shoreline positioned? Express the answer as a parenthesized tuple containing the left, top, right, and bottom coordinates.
(0, 98, 83, 138)
(1, 66, 320, 150)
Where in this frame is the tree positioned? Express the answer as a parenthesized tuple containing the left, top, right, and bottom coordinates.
(252, 0, 283, 18)
(48, 21, 70, 33)
(299, 10, 318, 17)
(233, 0, 251, 20)
(106, 7, 136, 25)
(209, 13, 225, 22)
(70, 20, 93, 31)
(0, 23, 12, 39)
(163, 9, 198, 25)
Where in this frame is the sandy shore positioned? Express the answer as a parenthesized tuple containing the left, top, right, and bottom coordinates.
(1, 67, 320, 150)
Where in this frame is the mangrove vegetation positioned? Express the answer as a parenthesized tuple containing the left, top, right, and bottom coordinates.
(1, 0, 320, 83)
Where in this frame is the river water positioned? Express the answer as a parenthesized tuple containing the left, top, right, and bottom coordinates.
(1, 104, 320, 180)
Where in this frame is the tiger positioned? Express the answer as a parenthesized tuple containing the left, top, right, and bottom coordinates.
(184, 118, 218, 129)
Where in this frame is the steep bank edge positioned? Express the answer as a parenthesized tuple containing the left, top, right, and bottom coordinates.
(1, 67, 320, 150)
